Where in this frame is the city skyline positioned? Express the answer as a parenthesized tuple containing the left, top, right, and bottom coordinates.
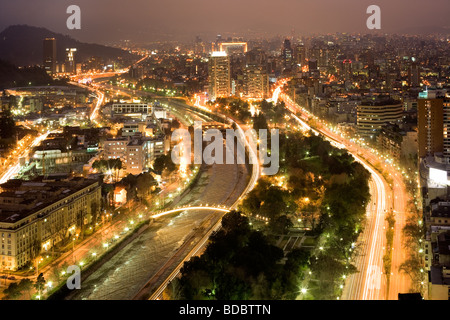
(0, 0, 449, 305)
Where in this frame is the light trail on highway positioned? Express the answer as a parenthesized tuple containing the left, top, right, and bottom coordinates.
(275, 83, 410, 300)
(0, 131, 51, 184)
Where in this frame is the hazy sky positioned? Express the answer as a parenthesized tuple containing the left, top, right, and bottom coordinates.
(1, 0, 449, 44)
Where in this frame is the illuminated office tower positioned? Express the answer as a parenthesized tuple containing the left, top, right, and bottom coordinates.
(65, 48, 77, 74)
(208, 51, 231, 101)
(43, 38, 56, 75)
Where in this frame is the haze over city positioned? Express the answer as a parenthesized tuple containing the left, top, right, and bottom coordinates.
(1, 0, 449, 43)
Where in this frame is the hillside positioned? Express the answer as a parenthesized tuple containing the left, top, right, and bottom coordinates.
(0, 25, 137, 67)
(0, 59, 69, 89)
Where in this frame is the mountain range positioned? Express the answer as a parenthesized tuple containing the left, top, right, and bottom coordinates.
(0, 25, 137, 67)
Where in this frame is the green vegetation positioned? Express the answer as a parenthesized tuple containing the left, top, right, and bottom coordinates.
(383, 211, 395, 287)
(174, 126, 370, 300)
(0, 59, 67, 90)
(175, 211, 310, 300)
(210, 98, 252, 123)
(399, 200, 425, 293)
(152, 153, 177, 175)
(92, 158, 123, 181)
(2, 275, 44, 300)
(119, 172, 156, 203)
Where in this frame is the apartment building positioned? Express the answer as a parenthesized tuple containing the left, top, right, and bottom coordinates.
(0, 177, 101, 270)
(102, 136, 165, 175)
(356, 98, 403, 138)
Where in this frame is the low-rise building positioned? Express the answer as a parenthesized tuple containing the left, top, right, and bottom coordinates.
(112, 102, 151, 116)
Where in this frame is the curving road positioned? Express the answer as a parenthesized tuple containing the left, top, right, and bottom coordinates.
(279, 90, 410, 300)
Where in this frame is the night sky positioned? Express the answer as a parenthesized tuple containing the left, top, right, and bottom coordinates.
(1, 0, 449, 43)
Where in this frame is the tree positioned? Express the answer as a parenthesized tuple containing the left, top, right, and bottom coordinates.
(2, 282, 22, 300)
(136, 172, 155, 200)
(34, 273, 46, 297)
(270, 215, 293, 234)
(111, 158, 123, 182)
(252, 113, 268, 131)
(171, 119, 181, 129)
(153, 154, 176, 175)
(18, 278, 33, 299)
(90, 201, 100, 226)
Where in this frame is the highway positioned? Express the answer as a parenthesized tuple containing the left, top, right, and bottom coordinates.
(0, 131, 51, 184)
(278, 88, 410, 299)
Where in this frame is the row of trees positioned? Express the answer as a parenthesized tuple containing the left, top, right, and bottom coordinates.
(399, 200, 425, 293)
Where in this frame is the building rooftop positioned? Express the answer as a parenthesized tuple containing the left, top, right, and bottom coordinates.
(429, 266, 450, 285)
(0, 177, 99, 225)
(211, 51, 227, 57)
(431, 203, 450, 219)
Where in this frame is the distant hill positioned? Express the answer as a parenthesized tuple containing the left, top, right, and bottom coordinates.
(0, 59, 67, 89)
(0, 25, 137, 67)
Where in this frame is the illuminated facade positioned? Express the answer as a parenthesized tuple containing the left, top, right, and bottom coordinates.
(65, 48, 77, 74)
(208, 51, 231, 101)
(218, 42, 248, 55)
(103, 136, 165, 175)
(418, 98, 444, 158)
(245, 65, 269, 99)
(356, 100, 403, 138)
(0, 178, 101, 270)
(112, 103, 151, 116)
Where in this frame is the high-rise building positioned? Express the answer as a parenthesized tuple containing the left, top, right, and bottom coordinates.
(342, 59, 352, 81)
(43, 38, 56, 75)
(194, 36, 205, 55)
(245, 65, 269, 99)
(418, 98, 444, 158)
(308, 58, 318, 71)
(244, 48, 268, 99)
(295, 44, 306, 66)
(409, 62, 420, 88)
(418, 90, 450, 159)
(65, 48, 77, 74)
(281, 39, 293, 70)
(208, 51, 231, 101)
(356, 98, 403, 138)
